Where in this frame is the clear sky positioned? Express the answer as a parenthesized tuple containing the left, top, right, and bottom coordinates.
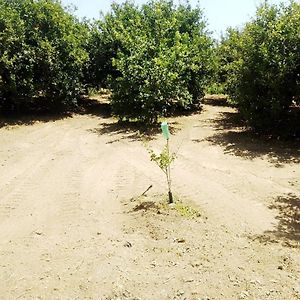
(61, 0, 295, 38)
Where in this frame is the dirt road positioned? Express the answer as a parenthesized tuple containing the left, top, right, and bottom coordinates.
(0, 98, 299, 299)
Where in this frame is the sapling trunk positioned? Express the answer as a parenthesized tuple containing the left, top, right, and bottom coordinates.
(168, 190, 173, 204)
(148, 122, 175, 204)
(166, 139, 173, 204)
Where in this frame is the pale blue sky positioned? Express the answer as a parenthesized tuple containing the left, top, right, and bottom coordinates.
(62, 0, 295, 38)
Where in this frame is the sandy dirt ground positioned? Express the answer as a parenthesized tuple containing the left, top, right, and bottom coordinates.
(0, 97, 299, 300)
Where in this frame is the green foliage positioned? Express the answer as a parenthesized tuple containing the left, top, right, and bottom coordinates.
(0, 0, 89, 112)
(90, 0, 214, 123)
(145, 195, 201, 218)
(83, 21, 115, 90)
(209, 28, 241, 95)
(173, 201, 201, 218)
(147, 141, 176, 203)
(220, 1, 300, 134)
(148, 144, 176, 173)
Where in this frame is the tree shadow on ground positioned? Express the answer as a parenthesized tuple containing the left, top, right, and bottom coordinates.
(77, 97, 112, 118)
(89, 120, 180, 143)
(252, 194, 300, 248)
(0, 97, 111, 129)
(89, 121, 160, 143)
(202, 95, 231, 107)
(195, 110, 300, 165)
(0, 112, 72, 128)
(165, 106, 202, 118)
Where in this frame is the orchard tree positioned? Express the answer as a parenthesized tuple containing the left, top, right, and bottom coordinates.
(89, 0, 214, 123)
(0, 0, 89, 112)
(209, 28, 241, 95)
(223, 1, 300, 135)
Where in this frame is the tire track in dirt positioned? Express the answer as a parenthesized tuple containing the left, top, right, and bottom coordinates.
(173, 153, 275, 234)
(0, 122, 85, 235)
(166, 112, 294, 237)
(0, 106, 299, 299)
(0, 118, 107, 299)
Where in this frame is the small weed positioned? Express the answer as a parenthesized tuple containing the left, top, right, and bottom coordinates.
(130, 194, 201, 219)
(173, 201, 201, 218)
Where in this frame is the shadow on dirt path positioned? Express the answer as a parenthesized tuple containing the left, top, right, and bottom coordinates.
(0, 113, 72, 128)
(77, 97, 112, 118)
(196, 108, 300, 165)
(252, 194, 300, 248)
(0, 97, 111, 129)
(88, 119, 181, 144)
(88, 121, 161, 143)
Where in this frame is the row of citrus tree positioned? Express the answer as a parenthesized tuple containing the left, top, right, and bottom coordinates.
(215, 1, 300, 135)
(1, 0, 299, 135)
(0, 0, 89, 112)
